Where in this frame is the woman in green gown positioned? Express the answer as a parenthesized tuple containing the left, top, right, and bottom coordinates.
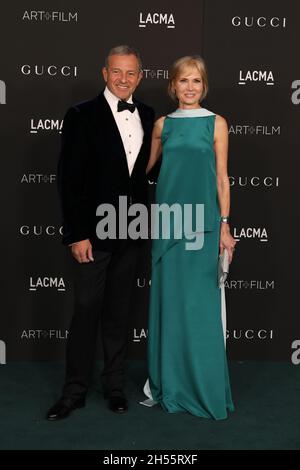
(145, 56, 236, 419)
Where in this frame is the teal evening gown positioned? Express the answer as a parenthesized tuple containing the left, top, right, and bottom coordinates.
(147, 108, 234, 419)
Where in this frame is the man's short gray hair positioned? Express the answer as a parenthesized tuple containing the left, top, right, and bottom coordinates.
(105, 45, 142, 70)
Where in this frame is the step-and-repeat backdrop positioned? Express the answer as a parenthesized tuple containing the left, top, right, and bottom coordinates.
(0, 0, 299, 363)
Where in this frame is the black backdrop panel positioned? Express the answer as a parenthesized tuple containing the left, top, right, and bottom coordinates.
(203, 0, 300, 360)
(0, 0, 299, 362)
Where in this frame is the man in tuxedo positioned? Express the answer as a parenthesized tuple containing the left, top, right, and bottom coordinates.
(46, 45, 154, 420)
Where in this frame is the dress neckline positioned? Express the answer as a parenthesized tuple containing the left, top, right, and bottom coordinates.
(167, 108, 215, 118)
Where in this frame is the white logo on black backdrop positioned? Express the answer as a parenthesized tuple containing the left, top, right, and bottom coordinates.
(0, 340, 6, 365)
(21, 330, 68, 340)
(20, 225, 63, 236)
(291, 340, 300, 365)
(291, 80, 300, 105)
(139, 12, 175, 29)
(133, 328, 148, 342)
(225, 280, 275, 290)
(0, 80, 6, 104)
(239, 70, 274, 86)
(143, 69, 169, 79)
(22, 11, 78, 22)
(229, 124, 280, 136)
(227, 329, 274, 340)
(232, 16, 286, 28)
(21, 65, 78, 77)
(21, 174, 56, 184)
(29, 277, 66, 292)
(137, 278, 151, 288)
(137, 277, 276, 291)
(229, 176, 279, 188)
(30, 118, 63, 134)
(233, 227, 268, 242)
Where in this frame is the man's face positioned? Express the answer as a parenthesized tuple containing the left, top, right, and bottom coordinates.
(102, 54, 142, 101)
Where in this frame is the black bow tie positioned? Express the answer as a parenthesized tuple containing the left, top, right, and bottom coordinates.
(117, 100, 136, 113)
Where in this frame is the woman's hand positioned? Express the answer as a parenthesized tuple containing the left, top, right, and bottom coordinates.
(219, 224, 236, 263)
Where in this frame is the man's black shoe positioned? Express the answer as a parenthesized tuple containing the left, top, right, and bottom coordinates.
(108, 395, 128, 414)
(46, 396, 85, 421)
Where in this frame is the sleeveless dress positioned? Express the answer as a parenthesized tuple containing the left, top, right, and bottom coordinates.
(146, 108, 234, 420)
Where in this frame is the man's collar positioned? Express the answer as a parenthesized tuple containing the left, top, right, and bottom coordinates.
(104, 86, 133, 111)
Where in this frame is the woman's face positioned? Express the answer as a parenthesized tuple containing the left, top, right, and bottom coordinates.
(172, 66, 203, 108)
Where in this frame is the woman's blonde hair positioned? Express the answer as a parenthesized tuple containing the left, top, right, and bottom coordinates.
(168, 55, 209, 102)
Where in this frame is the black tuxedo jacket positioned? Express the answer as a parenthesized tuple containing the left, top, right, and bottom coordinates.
(57, 92, 155, 251)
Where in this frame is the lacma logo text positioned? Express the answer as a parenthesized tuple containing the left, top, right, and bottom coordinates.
(133, 328, 148, 342)
(139, 12, 175, 28)
(30, 118, 63, 134)
(239, 70, 274, 86)
(233, 227, 268, 242)
(29, 277, 66, 292)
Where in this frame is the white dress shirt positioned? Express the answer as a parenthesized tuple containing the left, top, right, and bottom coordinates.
(104, 86, 144, 176)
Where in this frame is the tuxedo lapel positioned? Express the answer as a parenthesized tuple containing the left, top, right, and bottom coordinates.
(93, 93, 129, 177)
(91, 93, 152, 179)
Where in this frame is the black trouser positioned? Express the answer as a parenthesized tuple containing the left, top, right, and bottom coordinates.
(62, 241, 139, 399)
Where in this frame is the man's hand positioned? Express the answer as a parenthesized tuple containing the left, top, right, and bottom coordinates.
(70, 239, 94, 263)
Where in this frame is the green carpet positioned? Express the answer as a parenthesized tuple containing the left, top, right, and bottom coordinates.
(0, 361, 299, 450)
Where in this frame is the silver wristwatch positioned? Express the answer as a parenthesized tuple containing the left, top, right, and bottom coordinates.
(220, 216, 230, 224)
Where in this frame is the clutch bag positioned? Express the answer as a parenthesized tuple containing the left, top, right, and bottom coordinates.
(218, 248, 229, 288)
